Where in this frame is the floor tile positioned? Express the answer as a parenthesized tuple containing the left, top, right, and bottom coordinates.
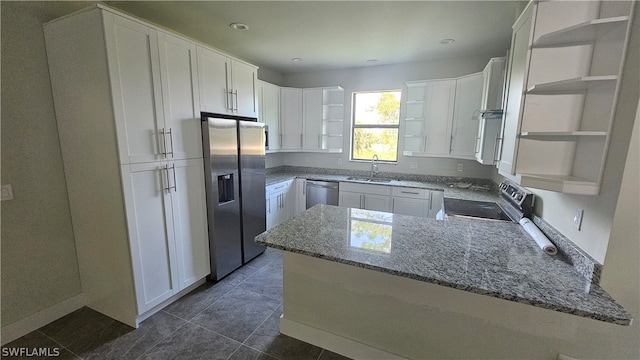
(138, 323, 240, 360)
(1, 331, 79, 360)
(318, 349, 353, 360)
(244, 307, 323, 360)
(191, 287, 281, 343)
(228, 345, 279, 360)
(238, 266, 283, 301)
(74, 310, 187, 359)
(39, 307, 116, 348)
(163, 281, 235, 321)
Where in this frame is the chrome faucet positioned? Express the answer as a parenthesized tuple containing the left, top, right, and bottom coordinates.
(370, 154, 379, 179)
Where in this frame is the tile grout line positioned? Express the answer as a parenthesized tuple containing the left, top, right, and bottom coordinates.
(37, 330, 84, 360)
(317, 348, 326, 360)
(236, 301, 286, 360)
(133, 312, 191, 360)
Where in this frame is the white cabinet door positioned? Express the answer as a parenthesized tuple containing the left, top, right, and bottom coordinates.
(281, 88, 303, 150)
(303, 88, 323, 150)
(169, 159, 210, 290)
(266, 192, 279, 230)
(363, 194, 391, 212)
(294, 178, 307, 215)
(424, 79, 456, 155)
(392, 197, 428, 217)
(157, 32, 201, 161)
(106, 15, 165, 165)
(122, 162, 177, 313)
(498, 4, 534, 178)
(428, 191, 445, 219)
(281, 189, 295, 223)
(231, 60, 257, 117)
(259, 81, 281, 151)
(451, 73, 483, 158)
(339, 191, 363, 209)
(197, 46, 230, 115)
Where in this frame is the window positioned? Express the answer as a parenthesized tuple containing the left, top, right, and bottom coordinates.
(351, 91, 401, 162)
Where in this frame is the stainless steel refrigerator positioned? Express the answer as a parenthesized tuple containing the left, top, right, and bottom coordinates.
(201, 112, 266, 281)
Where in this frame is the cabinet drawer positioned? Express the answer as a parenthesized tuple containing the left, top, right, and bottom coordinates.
(266, 179, 293, 194)
(392, 186, 430, 199)
(339, 182, 391, 195)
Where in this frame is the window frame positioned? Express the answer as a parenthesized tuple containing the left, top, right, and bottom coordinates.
(350, 90, 402, 163)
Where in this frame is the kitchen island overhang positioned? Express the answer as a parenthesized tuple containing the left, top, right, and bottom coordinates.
(256, 205, 632, 359)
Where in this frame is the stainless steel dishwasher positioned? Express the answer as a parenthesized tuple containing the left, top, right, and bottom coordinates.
(306, 180, 339, 209)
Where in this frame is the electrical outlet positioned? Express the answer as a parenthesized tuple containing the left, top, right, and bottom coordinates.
(457, 163, 464, 172)
(1, 184, 14, 201)
(573, 209, 584, 231)
(410, 161, 417, 169)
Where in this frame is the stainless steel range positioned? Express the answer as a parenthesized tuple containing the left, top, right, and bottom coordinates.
(444, 180, 534, 222)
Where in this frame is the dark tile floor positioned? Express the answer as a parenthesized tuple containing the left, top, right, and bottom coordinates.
(2, 249, 351, 360)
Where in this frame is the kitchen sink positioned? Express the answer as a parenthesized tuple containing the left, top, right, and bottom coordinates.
(346, 177, 392, 183)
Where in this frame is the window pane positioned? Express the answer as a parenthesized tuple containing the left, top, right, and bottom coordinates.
(353, 128, 398, 161)
(354, 92, 401, 125)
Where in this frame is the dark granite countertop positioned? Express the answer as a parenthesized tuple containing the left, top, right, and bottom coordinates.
(256, 204, 632, 325)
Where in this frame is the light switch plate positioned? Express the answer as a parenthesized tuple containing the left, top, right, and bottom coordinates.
(1, 184, 14, 201)
(410, 161, 417, 169)
(457, 163, 464, 172)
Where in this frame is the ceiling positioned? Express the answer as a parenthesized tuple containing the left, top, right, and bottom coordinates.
(106, 1, 519, 74)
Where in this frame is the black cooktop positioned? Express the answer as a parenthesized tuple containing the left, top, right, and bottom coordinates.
(443, 198, 512, 222)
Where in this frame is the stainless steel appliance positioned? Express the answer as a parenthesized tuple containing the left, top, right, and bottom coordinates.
(444, 180, 534, 222)
(306, 180, 339, 209)
(201, 112, 266, 281)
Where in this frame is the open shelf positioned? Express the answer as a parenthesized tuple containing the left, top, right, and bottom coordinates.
(533, 16, 629, 48)
(516, 173, 600, 195)
(526, 76, 617, 94)
(520, 131, 607, 141)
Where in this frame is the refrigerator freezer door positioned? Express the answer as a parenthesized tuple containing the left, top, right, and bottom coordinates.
(202, 117, 242, 280)
(239, 120, 267, 262)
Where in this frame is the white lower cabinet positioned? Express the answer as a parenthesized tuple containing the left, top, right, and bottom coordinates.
(391, 187, 431, 217)
(339, 183, 391, 212)
(266, 180, 294, 230)
(122, 159, 209, 313)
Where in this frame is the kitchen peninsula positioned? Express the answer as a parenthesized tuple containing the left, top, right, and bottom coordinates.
(256, 205, 631, 359)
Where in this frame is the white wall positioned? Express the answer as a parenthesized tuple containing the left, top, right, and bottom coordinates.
(279, 56, 503, 178)
(1, 1, 90, 327)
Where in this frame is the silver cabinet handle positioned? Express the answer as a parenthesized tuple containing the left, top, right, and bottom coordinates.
(170, 164, 177, 192)
(159, 128, 167, 157)
(318, 134, 321, 149)
(493, 136, 501, 163)
(360, 194, 364, 209)
(302, 181, 306, 195)
(167, 128, 174, 157)
(475, 136, 481, 155)
(392, 197, 395, 212)
(234, 90, 239, 111)
(267, 198, 270, 214)
(423, 135, 428, 152)
(300, 134, 303, 148)
(401, 191, 420, 195)
(163, 165, 171, 192)
(279, 134, 282, 146)
(429, 196, 433, 210)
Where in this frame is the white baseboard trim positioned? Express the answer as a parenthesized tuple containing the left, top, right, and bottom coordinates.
(280, 316, 406, 360)
(1, 293, 87, 346)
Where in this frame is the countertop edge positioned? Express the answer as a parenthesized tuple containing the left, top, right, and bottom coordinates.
(255, 238, 632, 326)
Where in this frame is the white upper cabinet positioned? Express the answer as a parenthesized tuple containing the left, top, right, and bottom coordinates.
(197, 46, 257, 118)
(280, 87, 303, 150)
(404, 74, 483, 159)
(157, 32, 202, 161)
(105, 15, 202, 164)
(481, 57, 507, 113)
(499, 0, 633, 195)
(450, 73, 483, 158)
(106, 15, 165, 165)
(303, 88, 324, 150)
(258, 80, 281, 151)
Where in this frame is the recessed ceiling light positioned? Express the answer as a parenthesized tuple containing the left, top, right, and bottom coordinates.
(291, 58, 303, 62)
(440, 39, 455, 45)
(366, 59, 380, 63)
(229, 22, 249, 31)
